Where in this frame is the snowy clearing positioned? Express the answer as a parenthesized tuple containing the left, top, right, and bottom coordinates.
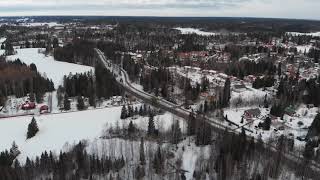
(4, 48, 94, 88)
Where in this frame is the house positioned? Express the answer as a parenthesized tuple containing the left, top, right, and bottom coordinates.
(233, 84, 246, 90)
(21, 102, 36, 110)
(244, 108, 261, 119)
(40, 105, 49, 114)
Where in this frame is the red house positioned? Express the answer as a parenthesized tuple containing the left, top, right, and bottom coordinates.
(21, 102, 36, 110)
(40, 105, 49, 114)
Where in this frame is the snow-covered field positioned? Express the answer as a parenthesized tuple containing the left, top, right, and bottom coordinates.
(174, 27, 217, 36)
(0, 106, 186, 163)
(4, 48, 94, 88)
(287, 32, 320, 37)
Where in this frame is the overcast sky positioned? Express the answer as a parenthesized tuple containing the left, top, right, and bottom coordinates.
(0, 0, 319, 20)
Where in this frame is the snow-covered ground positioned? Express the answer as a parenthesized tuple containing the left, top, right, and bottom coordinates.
(0, 106, 186, 163)
(174, 27, 218, 36)
(4, 48, 94, 88)
(287, 32, 320, 37)
(296, 44, 313, 54)
(176, 66, 226, 87)
(224, 105, 319, 149)
(18, 22, 63, 28)
(0, 37, 6, 44)
(230, 86, 271, 107)
(0, 93, 52, 117)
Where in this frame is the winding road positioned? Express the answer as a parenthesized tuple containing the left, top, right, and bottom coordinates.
(95, 48, 320, 175)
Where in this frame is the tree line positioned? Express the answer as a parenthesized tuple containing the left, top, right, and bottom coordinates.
(0, 142, 125, 180)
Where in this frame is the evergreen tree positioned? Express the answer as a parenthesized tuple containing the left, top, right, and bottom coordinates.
(153, 146, 164, 174)
(307, 113, 320, 138)
(188, 112, 196, 136)
(120, 105, 128, 119)
(63, 94, 71, 111)
(139, 138, 146, 165)
(128, 121, 135, 136)
(264, 94, 269, 108)
(277, 62, 282, 77)
(196, 118, 212, 146)
(147, 114, 156, 136)
(304, 140, 314, 160)
(135, 165, 145, 179)
(10, 141, 20, 158)
(222, 78, 231, 107)
(171, 120, 182, 145)
(77, 96, 85, 110)
(263, 117, 271, 130)
(27, 117, 39, 139)
(204, 100, 208, 114)
(139, 106, 143, 116)
(4, 41, 14, 55)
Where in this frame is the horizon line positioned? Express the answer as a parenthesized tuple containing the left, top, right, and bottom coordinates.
(0, 15, 319, 22)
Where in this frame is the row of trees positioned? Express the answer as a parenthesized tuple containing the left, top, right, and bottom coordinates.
(0, 142, 125, 180)
(120, 104, 152, 119)
(225, 59, 276, 79)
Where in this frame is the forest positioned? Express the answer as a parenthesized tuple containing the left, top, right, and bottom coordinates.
(0, 57, 54, 105)
(54, 39, 96, 66)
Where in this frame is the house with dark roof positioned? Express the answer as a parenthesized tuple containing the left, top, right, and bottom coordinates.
(244, 108, 261, 119)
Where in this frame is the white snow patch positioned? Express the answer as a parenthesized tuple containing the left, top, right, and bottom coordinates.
(19, 22, 63, 28)
(174, 27, 217, 36)
(287, 32, 320, 37)
(296, 44, 313, 54)
(0, 37, 6, 44)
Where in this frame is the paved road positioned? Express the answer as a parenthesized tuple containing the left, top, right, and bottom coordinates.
(95, 48, 320, 175)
